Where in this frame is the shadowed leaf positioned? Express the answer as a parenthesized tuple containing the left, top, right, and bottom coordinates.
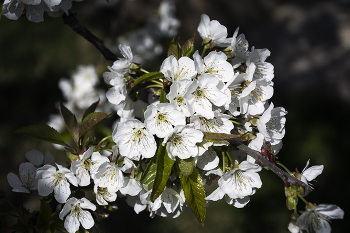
(16, 124, 66, 146)
(182, 34, 196, 57)
(60, 102, 79, 145)
(79, 112, 111, 137)
(141, 156, 157, 190)
(82, 99, 100, 121)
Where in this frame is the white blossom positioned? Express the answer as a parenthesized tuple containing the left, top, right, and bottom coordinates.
(7, 162, 37, 193)
(59, 197, 96, 233)
(113, 119, 157, 159)
(297, 204, 344, 233)
(197, 14, 231, 47)
(144, 103, 186, 138)
(194, 147, 219, 171)
(184, 74, 228, 119)
(94, 185, 117, 205)
(37, 164, 78, 203)
(160, 55, 196, 82)
(109, 44, 133, 76)
(119, 176, 143, 196)
(94, 162, 124, 193)
(231, 27, 251, 62)
(247, 48, 274, 81)
(166, 80, 192, 117)
(301, 160, 324, 187)
(163, 125, 204, 160)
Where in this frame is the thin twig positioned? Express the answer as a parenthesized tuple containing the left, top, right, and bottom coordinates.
(229, 139, 313, 196)
(62, 11, 118, 62)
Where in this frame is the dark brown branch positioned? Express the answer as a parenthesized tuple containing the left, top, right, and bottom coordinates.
(62, 11, 118, 62)
(229, 139, 313, 196)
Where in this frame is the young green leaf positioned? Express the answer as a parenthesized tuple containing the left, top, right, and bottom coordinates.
(182, 34, 196, 57)
(79, 112, 111, 137)
(140, 156, 157, 190)
(151, 144, 175, 202)
(177, 166, 206, 226)
(203, 132, 241, 141)
(16, 124, 66, 146)
(82, 98, 100, 121)
(167, 38, 181, 60)
(177, 157, 194, 177)
(36, 200, 52, 233)
(159, 89, 169, 103)
(60, 102, 80, 145)
(132, 72, 164, 87)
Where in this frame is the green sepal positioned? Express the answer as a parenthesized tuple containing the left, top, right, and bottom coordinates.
(203, 132, 241, 141)
(182, 34, 195, 57)
(16, 124, 66, 146)
(177, 165, 206, 226)
(177, 157, 194, 177)
(140, 156, 157, 190)
(36, 200, 52, 233)
(167, 38, 181, 60)
(150, 144, 175, 202)
(129, 63, 140, 75)
(60, 102, 80, 146)
(132, 72, 164, 87)
(286, 196, 296, 210)
(81, 99, 100, 121)
(117, 157, 124, 167)
(65, 151, 79, 162)
(79, 112, 111, 137)
(159, 89, 169, 103)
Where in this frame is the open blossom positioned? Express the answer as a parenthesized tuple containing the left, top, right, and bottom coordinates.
(194, 147, 219, 171)
(296, 204, 344, 233)
(94, 185, 117, 205)
(160, 55, 196, 82)
(231, 27, 251, 62)
(113, 119, 157, 159)
(150, 187, 185, 218)
(218, 161, 262, 199)
(119, 176, 143, 196)
(59, 197, 96, 233)
(300, 160, 324, 187)
(7, 162, 37, 193)
(37, 164, 78, 203)
(184, 74, 228, 119)
(166, 80, 192, 117)
(197, 14, 231, 47)
(144, 103, 186, 138)
(163, 125, 203, 160)
(109, 44, 133, 76)
(70, 147, 109, 186)
(247, 48, 274, 81)
(257, 102, 287, 145)
(193, 50, 234, 83)
(94, 162, 124, 193)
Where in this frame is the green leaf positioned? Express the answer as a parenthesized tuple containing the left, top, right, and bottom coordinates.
(203, 132, 241, 141)
(167, 38, 181, 59)
(151, 144, 175, 202)
(36, 200, 52, 233)
(177, 166, 206, 226)
(16, 124, 66, 146)
(159, 89, 169, 103)
(132, 72, 164, 87)
(182, 34, 196, 57)
(82, 99, 100, 121)
(177, 157, 194, 177)
(60, 102, 79, 145)
(140, 156, 157, 190)
(79, 112, 111, 137)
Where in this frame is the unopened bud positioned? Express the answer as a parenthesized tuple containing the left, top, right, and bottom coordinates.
(261, 147, 269, 156)
(98, 212, 109, 219)
(290, 213, 299, 222)
(129, 63, 140, 75)
(286, 196, 296, 210)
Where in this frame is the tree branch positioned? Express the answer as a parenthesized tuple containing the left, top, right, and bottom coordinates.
(229, 139, 313, 196)
(62, 11, 118, 62)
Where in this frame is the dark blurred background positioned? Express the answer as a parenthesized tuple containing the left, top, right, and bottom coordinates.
(1, 0, 349, 232)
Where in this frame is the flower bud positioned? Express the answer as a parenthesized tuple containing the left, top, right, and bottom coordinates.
(129, 63, 140, 75)
(98, 212, 110, 219)
(286, 196, 296, 210)
(107, 203, 119, 212)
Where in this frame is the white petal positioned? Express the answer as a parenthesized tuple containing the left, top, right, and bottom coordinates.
(80, 198, 97, 211)
(25, 150, 43, 167)
(7, 173, 22, 189)
(64, 214, 80, 233)
(59, 197, 77, 220)
(54, 180, 71, 203)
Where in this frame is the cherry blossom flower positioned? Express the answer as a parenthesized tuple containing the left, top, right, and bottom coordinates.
(113, 119, 157, 159)
(59, 197, 96, 233)
(7, 162, 37, 193)
(194, 147, 219, 171)
(94, 162, 124, 193)
(218, 161, 262, 199)
(70, 147, 110, 186)
(144, 103, 186, 138)
(109, 44, 133, 76)
(296, 204, 344, 233)
(301, 160, 324, 187)
(160, 55, 197, 82)
(184, 74, 228, 119)
(247, 48, 274, 82)
(197, 14, 231, 48)
(257, 102, 287, 145)
(163, 125, 204, 160)
(2, 0, 45, 22)
(231, 27, 251, 62)
(166, 80, 192, 117)
(94, 185, 117, 205)
(193, 50, 234, 83)
(119, 176, 143, 196)
(37, 164, 78, 203)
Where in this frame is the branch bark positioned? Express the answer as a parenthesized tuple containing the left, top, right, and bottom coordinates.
(229, 139, 313, 196)
(62, 11, 118, 62)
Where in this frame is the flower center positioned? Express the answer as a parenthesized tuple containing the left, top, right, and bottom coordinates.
(174, 96, 185, 106)
(54, 171, 65, 186)
(192, 86, 205, 99)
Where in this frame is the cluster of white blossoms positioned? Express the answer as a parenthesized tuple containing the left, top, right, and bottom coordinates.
(6, 13, 344, 233)
(1, 0, 83, 22)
